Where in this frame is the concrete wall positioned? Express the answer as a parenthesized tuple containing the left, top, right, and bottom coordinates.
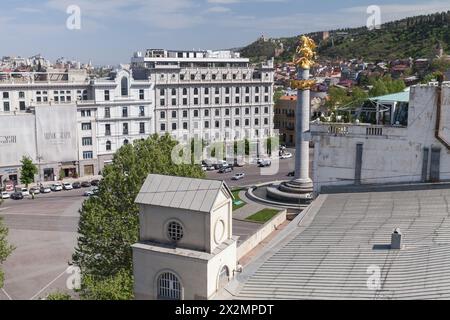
(312, 85, 450, 192)
(132, 247, 208, 300)
(237, 210, 286, 260)
(206, 241, 237, 298)
(139, 205, 210, 252)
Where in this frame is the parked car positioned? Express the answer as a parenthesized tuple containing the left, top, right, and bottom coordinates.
(63, 182, 73, 190)
(1, 192, 10, 200)
(91, 179, 100, 187)
(40, 186, 52, 193)
(280, 152, 293, 159)
(19, 188, 30, 197)
(29, 187, 40, 194)
(10, 192, 24, 200)
(258, 159, 272, 167)
(81, 181, 91, 188)
(219, 166, 233, 174)
(84, 187, 99, 197)
(201, 165, 207, 172)
(72, 182, 82, 189)
(206, 166, 215, 171)
(231, 173, 245, 180)
(51, 183, 63, 192)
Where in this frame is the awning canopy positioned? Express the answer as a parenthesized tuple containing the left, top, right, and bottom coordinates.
(369, 90, 410, 103)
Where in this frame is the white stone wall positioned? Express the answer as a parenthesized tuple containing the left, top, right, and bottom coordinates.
(312, 85, 450, 192)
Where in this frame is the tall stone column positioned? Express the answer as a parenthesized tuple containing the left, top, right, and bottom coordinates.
(266, 35, 315, 204)
(293, 68, 313, 189)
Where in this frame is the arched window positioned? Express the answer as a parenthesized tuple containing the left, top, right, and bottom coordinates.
(106, 141, 111, 151)
(194, 88, 199, 95)
(218, 266, 230, 289)
(157, 272, 182, 300)
(121, 77, 128, 96)
(167, 221, 183, 242)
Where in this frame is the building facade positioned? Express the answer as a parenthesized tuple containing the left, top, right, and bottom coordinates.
(131, 49, 274, 145)
(0, 69, 153, 186)
(311, 83, 450, 192)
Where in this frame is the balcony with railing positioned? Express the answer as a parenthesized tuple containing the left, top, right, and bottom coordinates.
(311, 122, 407, 139)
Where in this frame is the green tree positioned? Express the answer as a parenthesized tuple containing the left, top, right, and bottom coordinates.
(20, 156, 38, 188)
(46, 292, 72, 300)
(0, 203, 14, 289)
(369, 79, 389, 97)
(273, 87, 284, 105)
(72, 134, 204, 299)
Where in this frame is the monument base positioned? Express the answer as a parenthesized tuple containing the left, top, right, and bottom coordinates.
(266, 179, 314, 204)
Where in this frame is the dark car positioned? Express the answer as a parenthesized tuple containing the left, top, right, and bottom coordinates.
(10, 192, 24, 200)
(72, 182, 82, 189)
(91, 179, 100, 187)
(81, 181, 91, 188)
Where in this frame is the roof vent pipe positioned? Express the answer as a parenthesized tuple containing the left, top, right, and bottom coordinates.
(391, 228, 403, 250)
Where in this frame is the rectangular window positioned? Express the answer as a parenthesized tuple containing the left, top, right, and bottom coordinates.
(172, 123, 177, 130)
(183, 98, 188, 105)
(160, 123, 166, 131)
(83, 151, 93, 159)
(160, 99, 165, 106)
(82, 137, 93, 146)
(205, 97, 209, 105)
(139, 89, 144, 100)
(104, 90, 110, 101)
(172, 111, 177, 118)
(139, 122, 145, 134)
(3, 102, 10, 112)
(204, 121, 209, 128)
(264, 107, 269, 114)
(3, 92, 9, 99)
(105, 124, 111, 136)
(160, 111, 166, 119)
(123, 123, 129, 135)
(82, 123, 92, 130)
(19, 91, 25, 99)
(204, 109, 209, 117)
(19, 101, 26, 111)
(194, 98, 199, 105)
(139, 106, 145, 117)
(225, 97, 230, 104)
(183, 110, 188, 118)
(183, 122, 188, 130)
(215, 97, 220, 104)
(172, 98, 176, 106)
(122, 107, 128, 118)
(194, 110, 199, 117)
(105, 107, 111, 118)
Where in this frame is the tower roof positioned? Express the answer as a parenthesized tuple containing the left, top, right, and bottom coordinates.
(135, 174, 233, 213)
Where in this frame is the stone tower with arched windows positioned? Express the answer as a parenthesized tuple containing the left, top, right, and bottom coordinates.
(132, 174, 238, 300)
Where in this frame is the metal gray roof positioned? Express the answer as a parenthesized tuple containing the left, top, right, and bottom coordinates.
(135, 174, 232, 213)
(234, 189, 450, 300)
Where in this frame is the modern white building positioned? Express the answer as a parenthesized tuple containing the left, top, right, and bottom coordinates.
(0, 68, 153, 186)
(311, 83, 450, 192)
(132, 174, 237, 300)
(131, 49, 274, 145)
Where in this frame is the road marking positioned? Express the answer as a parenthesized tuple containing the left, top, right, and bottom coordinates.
(0, 207, 11, 212)
(29, 268, 68, 300)
(1, 288, 13, 300)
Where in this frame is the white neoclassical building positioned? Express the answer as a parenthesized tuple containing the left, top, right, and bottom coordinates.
(132, 174, 237, 300)
(131, 49, 275, 144)
(0, 68, 153, 185)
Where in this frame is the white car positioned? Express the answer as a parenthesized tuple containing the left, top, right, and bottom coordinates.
(1, 192, 10, 199)
(51, 183, 63, 192)
(40, 186, 52, 193)
(231, 173, 245, 180)
(20, 188, 30, 196)
(84, 187, 99, 197)
(280, 152, 293, 159)
(63, 182, 73, 190)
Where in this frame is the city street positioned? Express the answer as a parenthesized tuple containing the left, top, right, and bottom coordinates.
(0, 189, 84, 300)
(206, 148, 313, 188)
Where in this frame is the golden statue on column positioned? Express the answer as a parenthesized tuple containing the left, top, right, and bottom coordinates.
(291, 35, 317, 90)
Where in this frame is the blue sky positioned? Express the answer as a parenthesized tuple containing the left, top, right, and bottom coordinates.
(0, 0, 449, 65)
